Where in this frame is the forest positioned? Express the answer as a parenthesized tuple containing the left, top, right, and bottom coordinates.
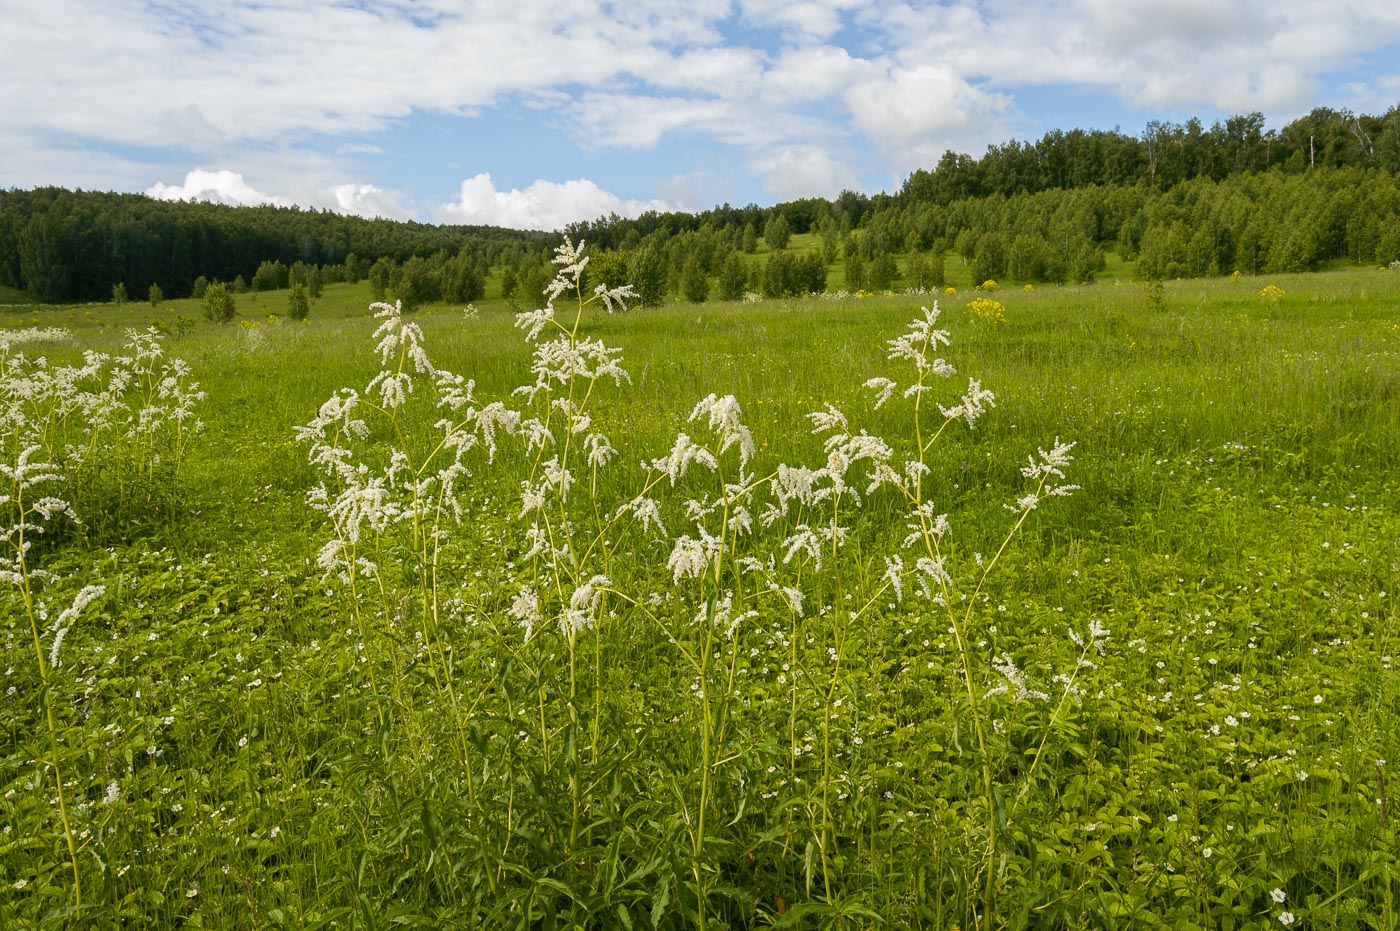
(2, 104, 1398, 306)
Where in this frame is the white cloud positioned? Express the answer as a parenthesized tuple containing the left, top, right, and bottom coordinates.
(571, 94, 736, 149)
(754, 148, 859, 200)
(437, 174, 674, 231)
(331, 184, 413, 220)
(738, 0, 875, 41)
(6, 0, 1400, 217)
(147, 170, 287, 207)
(847, 64, 1013, 142)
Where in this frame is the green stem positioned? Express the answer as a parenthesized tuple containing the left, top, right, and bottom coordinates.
(12, 487, 83, 904)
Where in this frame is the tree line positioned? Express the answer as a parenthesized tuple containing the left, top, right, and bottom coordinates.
(0, 188, 552, 303)
(2, 104, 1398, 305)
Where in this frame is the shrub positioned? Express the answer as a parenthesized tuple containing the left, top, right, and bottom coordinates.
(202, 281, 237, 322)
(288, 283, 311, 320)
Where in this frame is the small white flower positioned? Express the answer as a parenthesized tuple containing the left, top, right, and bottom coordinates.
(1278, 912, 1295, 925)
(1313, 694, 1323, 704)
(1271, 888, 1286, 904)
(1202, 847, 1212, 858)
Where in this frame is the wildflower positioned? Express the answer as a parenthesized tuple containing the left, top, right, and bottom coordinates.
(615, 496, 666, 535)
(883, 555, 905, 602)
(584, 432, 617, 469)
(966, 297, 1006, 323)
(48, 585, 105, 669)
(103, 781, 120, 805)
(862, 377, 897, 409)
(1278, 912, 1295, 925)
(652, 433, 717, 484)
(782, 525, 823, 570)
(807, 404, 848, 435)
(668, 533, 716, 582)
(560, 575, 609, 637)
(939, 378, 996, 427)
(699, 592, 758, 639)
(913, 556, 952, 599)
(689, 394, 754, 467)
(1271, 888, 1287, 904)
(987, 653, 1049, 702)
(510, 587, 541, 639)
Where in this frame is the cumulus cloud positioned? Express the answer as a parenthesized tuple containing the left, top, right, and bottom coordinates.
(753, 148, 859, 200)
(331, 184, 413, 220)
(437, 174, 674, 231)
(738, 0, 875, 41)
(147, 170, 287, 207)
(846, 64, 1015, 150)
(7, 0, 1400, 216)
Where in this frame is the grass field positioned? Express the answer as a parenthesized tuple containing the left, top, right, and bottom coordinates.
(3, 261, 1399, 929)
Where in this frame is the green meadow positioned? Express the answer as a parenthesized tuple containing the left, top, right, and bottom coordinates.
(3, 263, 1398, 929)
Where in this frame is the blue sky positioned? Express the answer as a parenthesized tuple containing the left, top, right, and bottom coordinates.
(4, 0, 1399, 230)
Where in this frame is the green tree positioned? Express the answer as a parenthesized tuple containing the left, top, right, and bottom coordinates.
(148, 282, 164, 306)
(342, 252, 363, 283)
(393, 255, 440, 311)
(111, 281, 128, 305)
(289, 260, 311, 290)
(629, 246, 667, 306)
(500, 264, 519, 299)
(252, 259, 288, 292)
(763, 212, 792, 250)
(231, 275, 247, 294)
(587, 250, 630, 295)
(192, 275, 208, 298)
(681, 254, 709, 303)
(288, 283, 311, 320)
(740, 221, 758, 254)
(844, 252, 867, 292)
(443, 254, 485, 303)
(368, 257, 394, 302)
(868, 252, 898, 291)
(717, 253, 748, 301)
(202, 281, 236, 322)
(971, 232, 1009, 284)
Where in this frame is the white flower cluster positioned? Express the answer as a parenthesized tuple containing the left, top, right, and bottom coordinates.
(4, 327, 196, 674)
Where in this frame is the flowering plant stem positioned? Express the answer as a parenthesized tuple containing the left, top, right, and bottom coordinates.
(10, 475, 83, 904)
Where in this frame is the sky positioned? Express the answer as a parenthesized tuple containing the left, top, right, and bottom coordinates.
(4, 1, 1400, 231)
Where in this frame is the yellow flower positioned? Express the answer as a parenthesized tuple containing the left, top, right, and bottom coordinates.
(966, 297, 1006, 323)
(1258, 285, 1285, 304)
